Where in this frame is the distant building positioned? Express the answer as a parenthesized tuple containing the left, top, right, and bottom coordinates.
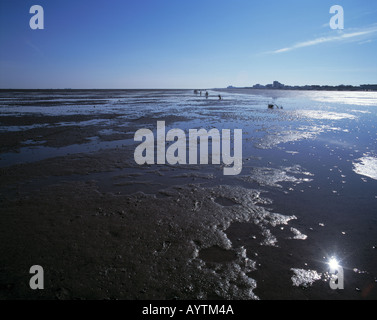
(272, 81, 284, 89)
(228, 82, 377, 92)
(360, 84, 377, 91)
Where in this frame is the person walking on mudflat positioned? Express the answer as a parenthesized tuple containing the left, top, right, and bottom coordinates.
(205, 91, 209, 99)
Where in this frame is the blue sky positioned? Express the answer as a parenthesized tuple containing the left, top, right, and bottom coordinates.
(1, 0, 377, 88)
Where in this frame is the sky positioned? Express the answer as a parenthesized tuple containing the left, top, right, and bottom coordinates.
(0, 0, 377, 89)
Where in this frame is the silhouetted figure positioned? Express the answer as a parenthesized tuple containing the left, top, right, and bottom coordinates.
(268, 104, 283, 109)
(205, 91, 209, 99)
(218, 95, 222, 100)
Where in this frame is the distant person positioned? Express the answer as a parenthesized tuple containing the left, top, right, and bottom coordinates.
(218, 95, 222, 100)
(205, 91, 209, 99)
(200, 91, 202, 96)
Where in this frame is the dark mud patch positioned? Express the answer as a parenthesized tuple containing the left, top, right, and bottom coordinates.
(0, 119, 136, 154)
(0, 147, 136, 187)
(0, 183, 265, 300)
(0, 114, 120, 127)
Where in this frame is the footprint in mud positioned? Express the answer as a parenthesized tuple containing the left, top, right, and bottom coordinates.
(214, 196, 239, 207)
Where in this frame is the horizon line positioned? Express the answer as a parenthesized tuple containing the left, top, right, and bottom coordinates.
(1, 83, 377, 91)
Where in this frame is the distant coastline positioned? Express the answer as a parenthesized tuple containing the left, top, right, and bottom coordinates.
(227, 81, 377, 92)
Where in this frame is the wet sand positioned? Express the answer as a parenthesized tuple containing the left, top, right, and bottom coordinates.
(1, 89, 376, 300)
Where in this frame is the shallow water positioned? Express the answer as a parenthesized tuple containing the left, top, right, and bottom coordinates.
(1, 88, 377, 299)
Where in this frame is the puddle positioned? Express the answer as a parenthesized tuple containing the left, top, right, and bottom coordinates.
(199, 246, 237, 264)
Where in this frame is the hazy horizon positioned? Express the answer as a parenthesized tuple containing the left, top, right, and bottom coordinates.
(0, 82, 376, 90)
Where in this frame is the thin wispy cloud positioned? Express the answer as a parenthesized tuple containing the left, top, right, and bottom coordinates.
(25, 40, 44, 57)
(359, 39, 373, 45)
(269, 25, 377, 54)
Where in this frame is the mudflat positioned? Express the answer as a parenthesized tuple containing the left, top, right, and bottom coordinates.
(1, 89, 376, 300)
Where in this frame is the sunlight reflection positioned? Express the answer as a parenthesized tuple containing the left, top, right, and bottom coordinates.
(328, 257, 340, 270)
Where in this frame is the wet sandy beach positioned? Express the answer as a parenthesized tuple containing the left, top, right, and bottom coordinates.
(1, 89, 377, 300)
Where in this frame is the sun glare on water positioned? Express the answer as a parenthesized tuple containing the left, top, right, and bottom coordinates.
(328, 257, 340, 270)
